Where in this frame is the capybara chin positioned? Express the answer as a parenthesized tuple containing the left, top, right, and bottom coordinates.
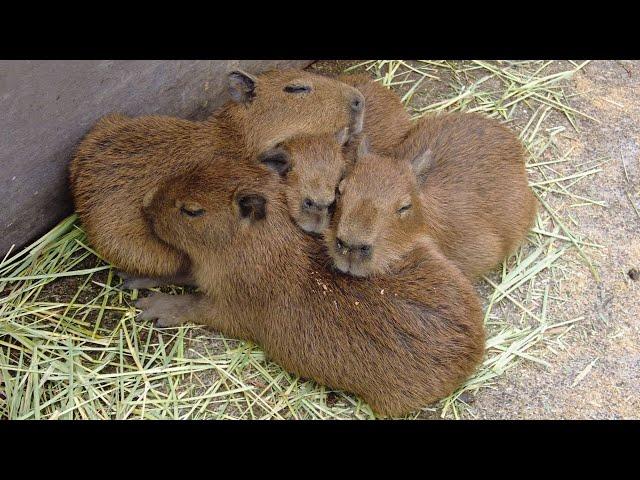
(69, 69, 366, 280)
(137, 158, 485, 418)
(257, 73, 414, 235)
(327, 112, 538, 280)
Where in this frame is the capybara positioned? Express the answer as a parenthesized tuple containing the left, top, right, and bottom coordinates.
(69, 69, 366, 285)
(258, 129, 350, 234)
(327, 112, 538, 279)
(136, 158, 485, 418)
(258, 73, 413, 234)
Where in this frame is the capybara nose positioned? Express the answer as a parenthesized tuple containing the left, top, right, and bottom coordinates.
(350, 93, 365, 113)
(302, 198, 331, 213)
(336, 238, 372, 259)
(349, 92, 365, 135)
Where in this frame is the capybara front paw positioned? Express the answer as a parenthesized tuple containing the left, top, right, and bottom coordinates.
(135, 292, 186, 327)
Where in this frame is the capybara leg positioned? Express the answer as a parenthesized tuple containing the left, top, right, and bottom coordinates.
(135, 293, 250, 338)
(136, 293, 199, 327)
(135, 292, 215, 328)
(168, 271, 197, 287)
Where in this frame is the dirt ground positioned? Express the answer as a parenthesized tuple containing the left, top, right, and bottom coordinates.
(311, 60, 640, 419)
(471, 60, 640, 420)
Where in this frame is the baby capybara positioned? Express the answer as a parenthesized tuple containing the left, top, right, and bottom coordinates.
(70, 69, 366, 284)
(258, 74, 413, 234)
(327, 112, 537, 279)
(137, 159, 484, 418)
(258, 130, 350, 233)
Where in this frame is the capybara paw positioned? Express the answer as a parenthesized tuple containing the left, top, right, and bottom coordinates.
(135, 293, 186, 327)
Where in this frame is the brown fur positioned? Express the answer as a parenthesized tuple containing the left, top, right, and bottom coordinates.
(138, 159, 485, 417)
(260, 73, 414, 234)
(327, 112, 538, 279)
(69, 69, 365, 279)
(338, 73, 413, 154)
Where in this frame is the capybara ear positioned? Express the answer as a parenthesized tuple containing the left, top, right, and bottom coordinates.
(335, 127, 351, 147)
(410, 147, 434, 183)
(258, 145, 290, 177)
(237, 193, 267, 222)
(228, 70, 258, 103)
(356, 135, 370, 159)
(142, 185, 159, 209)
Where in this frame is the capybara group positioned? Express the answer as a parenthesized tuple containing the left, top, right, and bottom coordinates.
(68, 66, 540, 416)
(137, 159, 485, 417)
(327, 112, 537, 279)
(70, 69, 365, 283)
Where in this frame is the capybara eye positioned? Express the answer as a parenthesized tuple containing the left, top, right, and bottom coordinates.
(180, 206, 205, 217)
(397, 204, 412, 215)
(283, 84, 312, 94)
(258, 146, 290, 177)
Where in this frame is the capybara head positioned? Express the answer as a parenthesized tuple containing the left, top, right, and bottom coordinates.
(142, 158, 282, 258)
(326, 139, 434, 277)
(228, 69, 365, 153)
(258, 128, 351, 234)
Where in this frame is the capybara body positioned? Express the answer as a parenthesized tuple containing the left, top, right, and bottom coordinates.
(138, 159, 485, 417)
(258, 73, 414, 234)
(70, 69, 366, 279)
(328, 112, 538, 279)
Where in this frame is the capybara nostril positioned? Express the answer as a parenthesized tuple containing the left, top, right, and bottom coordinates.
(359, 244, 373, 259)
(336, 237, 348, 252)
(350, 94, 365, 113)
(349, 93, 365, 135)
(302, 198, 315, 211)
(302, 198, 332, 213)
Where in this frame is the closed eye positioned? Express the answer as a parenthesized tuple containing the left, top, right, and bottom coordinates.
(180, 206, 205, 217)
(397, 204, 412, 214)
(283, 84, 312, 94)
